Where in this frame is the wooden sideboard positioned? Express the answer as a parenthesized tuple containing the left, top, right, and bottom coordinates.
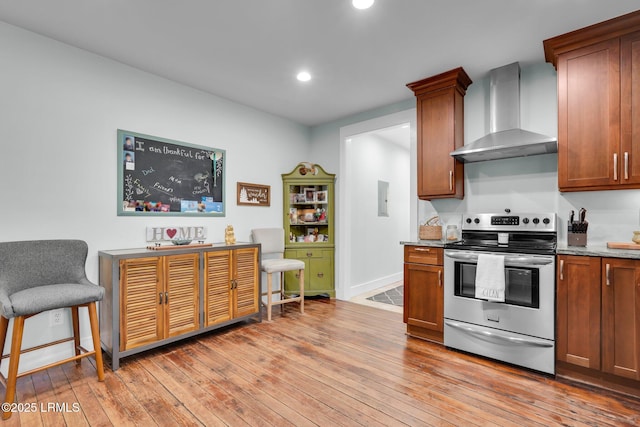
(99, 243, 261, 370)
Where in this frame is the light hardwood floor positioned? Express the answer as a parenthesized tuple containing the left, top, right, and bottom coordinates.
(2, 299, 640, 426)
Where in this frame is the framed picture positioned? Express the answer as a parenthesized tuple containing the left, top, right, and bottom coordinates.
(295, 193, 306, 203)
(237, 182, 270, 206)
(304, 187, 316, 202)
(315, 190, 328, 203)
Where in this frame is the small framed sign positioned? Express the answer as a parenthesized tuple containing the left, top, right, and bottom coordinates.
(237, 182, 270, 206)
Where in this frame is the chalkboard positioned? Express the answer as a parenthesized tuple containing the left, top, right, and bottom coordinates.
(117, 129, 225, 216)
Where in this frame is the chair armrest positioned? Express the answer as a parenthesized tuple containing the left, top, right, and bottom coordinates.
(0, 289, 15, 318)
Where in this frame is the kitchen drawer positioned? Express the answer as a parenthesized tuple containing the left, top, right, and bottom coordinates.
(404, 246, 443, 266)
(290, 248, 330, 259)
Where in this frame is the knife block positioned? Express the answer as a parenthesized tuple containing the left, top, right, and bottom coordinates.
(568, 231, 587, 247)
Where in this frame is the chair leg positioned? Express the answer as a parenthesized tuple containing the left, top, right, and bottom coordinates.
(87, 302, 105, 381)
(298, 268, 304, 314)
(0, 316, 9, 366)
(3, 316, 25, 420)
(266, 272, 273, 321)
(71, 306, 81, 365)
(279, 271, 285, 316)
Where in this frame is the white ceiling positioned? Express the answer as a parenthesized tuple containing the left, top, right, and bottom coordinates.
(1, 1, 638, 127)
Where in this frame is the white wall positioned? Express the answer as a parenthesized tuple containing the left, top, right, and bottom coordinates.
(0, 22, 309, 373)
(347, 132, 410, 295)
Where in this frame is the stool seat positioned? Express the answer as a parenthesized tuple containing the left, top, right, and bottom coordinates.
(251, 228, 305, 321)
(261, 258, 305, 274)
(6, 283, 105, 317)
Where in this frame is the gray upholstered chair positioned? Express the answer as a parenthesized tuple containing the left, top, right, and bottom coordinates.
(251, 228, 305, 321)
(0, 240, 105, 419)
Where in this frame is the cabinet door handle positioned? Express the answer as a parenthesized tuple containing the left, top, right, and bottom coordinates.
(164, 292, 169, 304)
(606, 263, 611, 286)
(613, 153, 618, 181)
(449, 171, 453, 191)
(624, 152, 629, 180)
(159, 292, 163, 304)
(559, 259, 564, 281)
(438, 269, 442, 287)
(306, 252, 313, 257)
(414, 247, 431, 252)
(317, 272, 324, 278)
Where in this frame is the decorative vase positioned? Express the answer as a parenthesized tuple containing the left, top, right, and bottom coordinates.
(633, 231, 640, 244)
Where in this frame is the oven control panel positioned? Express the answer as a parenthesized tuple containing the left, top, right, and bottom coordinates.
(462, 213, 556, 232)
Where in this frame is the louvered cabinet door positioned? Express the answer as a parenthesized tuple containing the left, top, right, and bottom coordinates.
(204, 250, 233, 326)
(120, 257, 163, 351)
(233, 247, 259, 318)
(165, 253, 200, 338)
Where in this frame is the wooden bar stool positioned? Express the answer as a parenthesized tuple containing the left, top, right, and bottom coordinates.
(251, 228, 305, 321)
(0, 240, 105, 420)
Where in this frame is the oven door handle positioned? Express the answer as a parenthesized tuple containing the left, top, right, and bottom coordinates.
(445, 252, 553, 265)
(445, 321, 553, 348)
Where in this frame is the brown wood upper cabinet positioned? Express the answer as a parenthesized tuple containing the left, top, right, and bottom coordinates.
(407, 68, 471, 200)
(544, 11, 640, 192)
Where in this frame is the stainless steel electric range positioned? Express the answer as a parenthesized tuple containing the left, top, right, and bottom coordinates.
(443, 211, 557, 374)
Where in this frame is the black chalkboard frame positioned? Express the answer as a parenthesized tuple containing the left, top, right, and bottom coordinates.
(117, 129, 225, 217)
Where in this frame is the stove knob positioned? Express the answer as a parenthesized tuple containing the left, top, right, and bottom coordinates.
(532, 217, 540, 224)
(543, 217, 550, 225)
(474, 218, 480, 224)
(522, 218, 530, 224)
(466, 218, 472, 224)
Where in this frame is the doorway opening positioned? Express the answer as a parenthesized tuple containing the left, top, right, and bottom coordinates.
(338, 109, 417, 302)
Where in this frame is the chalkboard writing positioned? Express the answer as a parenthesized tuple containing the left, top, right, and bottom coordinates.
(118, 129, 225, 216)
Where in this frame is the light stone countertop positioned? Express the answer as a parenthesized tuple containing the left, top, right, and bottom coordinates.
(400, 240, 445, 248)
(556, 243, 640, 260)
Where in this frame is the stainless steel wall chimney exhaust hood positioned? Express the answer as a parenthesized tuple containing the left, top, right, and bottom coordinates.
(450, 62, 557, 163)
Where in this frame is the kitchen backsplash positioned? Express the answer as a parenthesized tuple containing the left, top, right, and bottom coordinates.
(417, 154, 640, 246)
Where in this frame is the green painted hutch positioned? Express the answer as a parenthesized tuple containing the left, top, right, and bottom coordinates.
(282, 162, 335, 297)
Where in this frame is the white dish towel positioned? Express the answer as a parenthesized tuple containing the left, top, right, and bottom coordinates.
(474, 253, 506, 302)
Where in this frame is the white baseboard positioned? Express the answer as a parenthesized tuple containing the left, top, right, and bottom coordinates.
(343, 272, 402, 300)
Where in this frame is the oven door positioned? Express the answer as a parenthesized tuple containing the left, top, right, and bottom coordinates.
(452, 254, 541, 308)
(444, 250, 555, 340)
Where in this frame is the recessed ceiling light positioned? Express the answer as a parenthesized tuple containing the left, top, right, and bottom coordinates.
(296, 71, 311, 82)
(352, 0, 374, 10)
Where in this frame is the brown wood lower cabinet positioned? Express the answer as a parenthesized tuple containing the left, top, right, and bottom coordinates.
(99, 244, 260, 370)
(403, 246, 443, 343)
(602, 258, 640, 381)
(557, 254, 640, 396)
(556, 255, 601, 369)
